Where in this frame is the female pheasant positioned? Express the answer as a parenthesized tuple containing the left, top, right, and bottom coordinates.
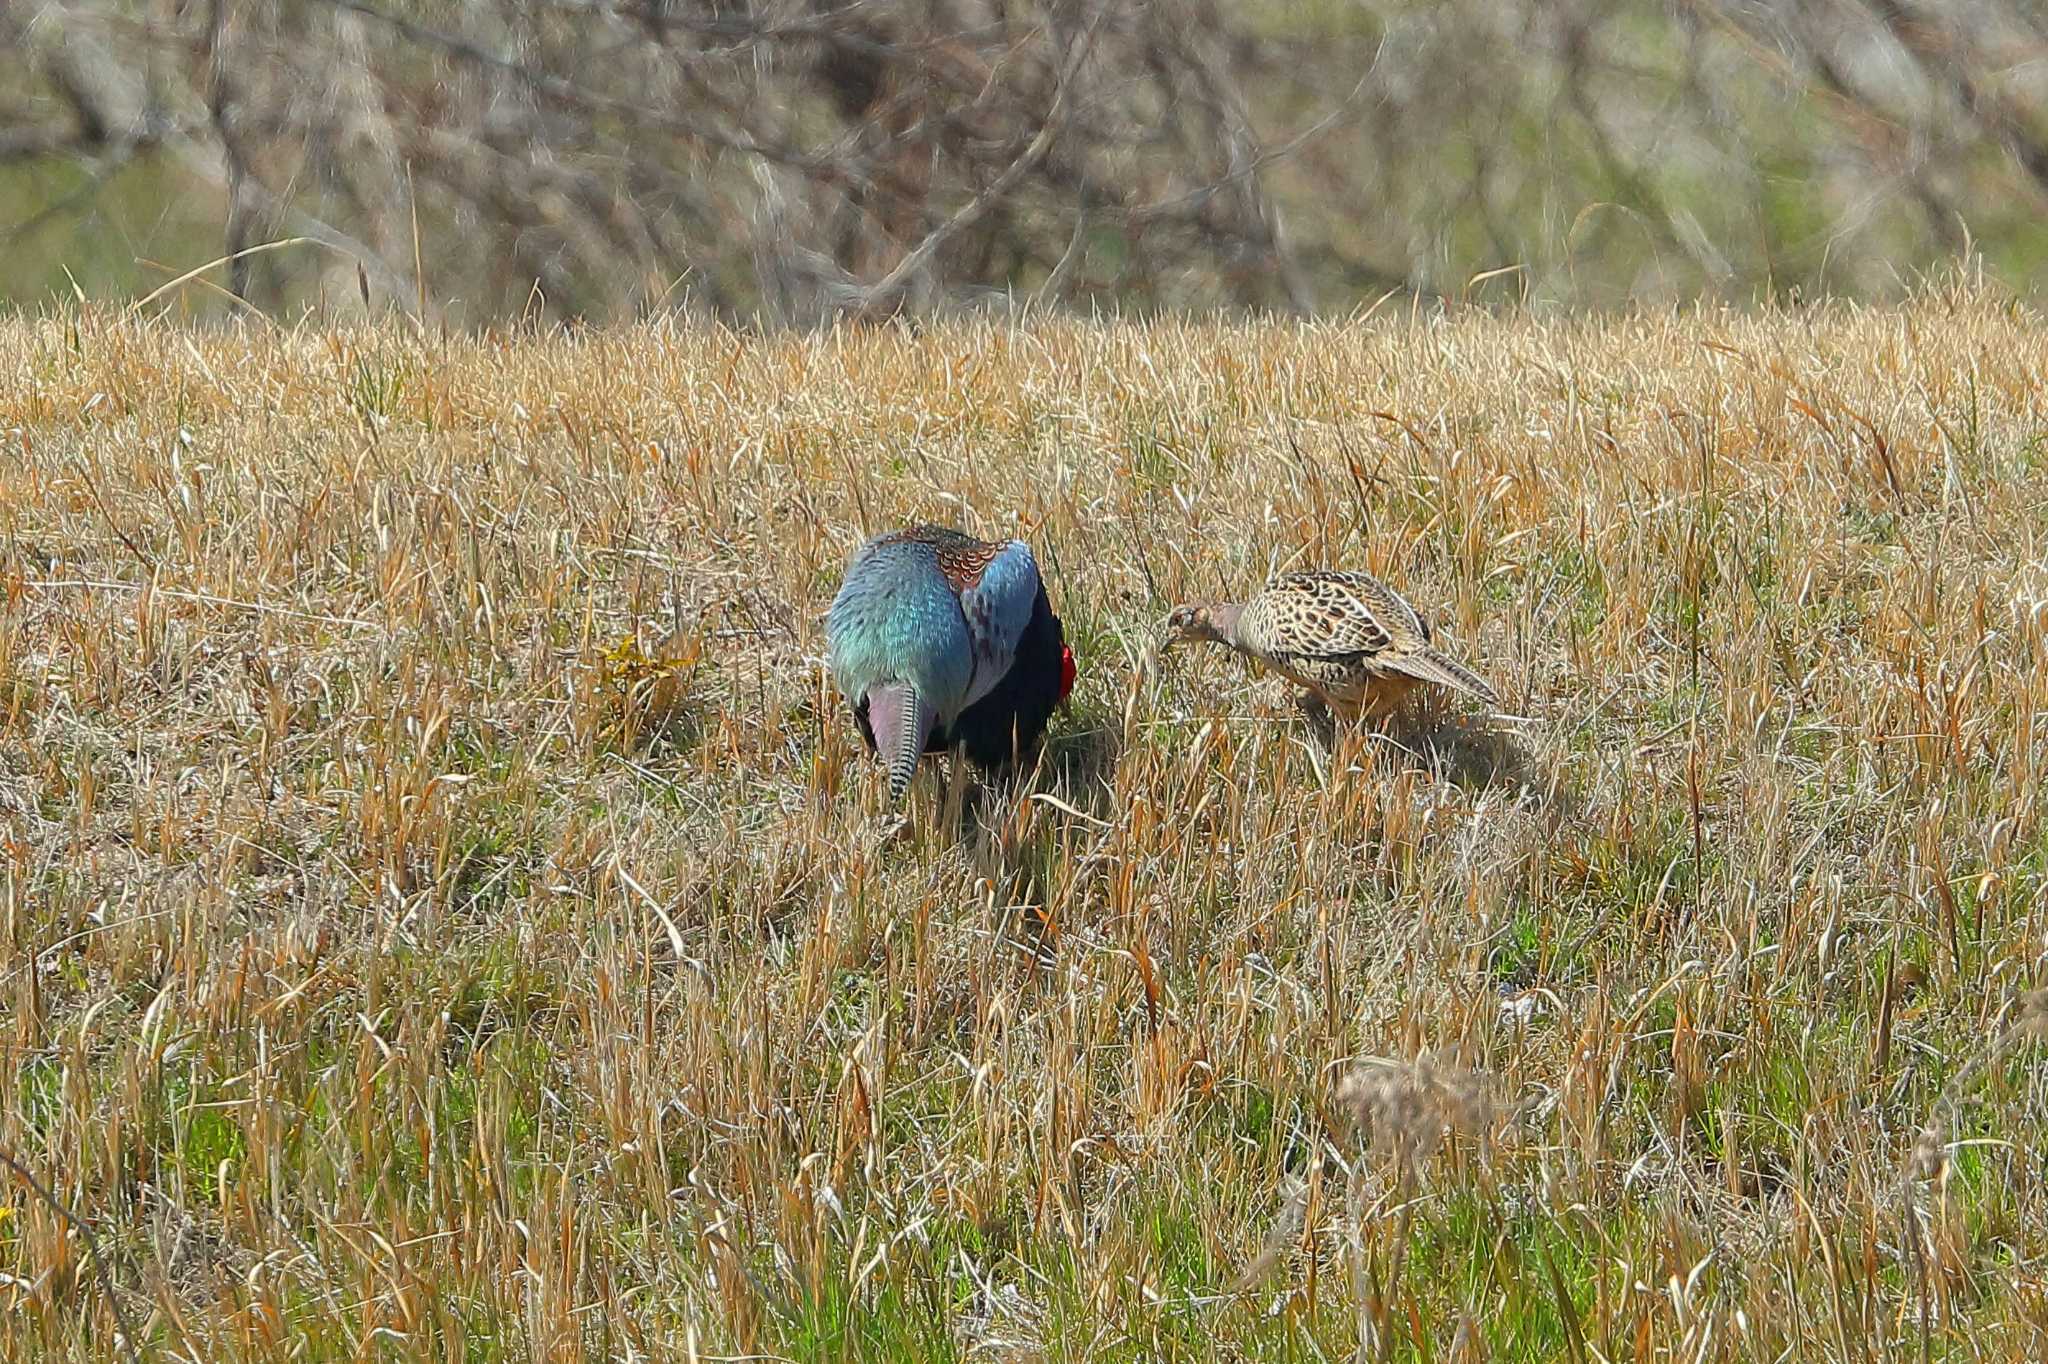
(1163, 569, 1495, 722)
(826, 525, 1076, 800)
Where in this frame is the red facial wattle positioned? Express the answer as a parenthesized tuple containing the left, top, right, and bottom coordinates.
(1058, 644, 1076, 702)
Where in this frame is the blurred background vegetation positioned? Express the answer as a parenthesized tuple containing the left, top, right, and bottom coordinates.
(5, 0, 2047, 324)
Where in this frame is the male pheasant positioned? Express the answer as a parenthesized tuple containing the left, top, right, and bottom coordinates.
(1164, 569, 1495, 722)
(826, 525, 1076, 800)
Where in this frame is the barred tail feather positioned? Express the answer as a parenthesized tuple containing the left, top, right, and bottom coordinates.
(1384, 647, 1499, 706)
(887, 686, 930, 802)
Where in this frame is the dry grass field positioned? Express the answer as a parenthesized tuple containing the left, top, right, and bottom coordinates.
(5, 283, 2048, 1361)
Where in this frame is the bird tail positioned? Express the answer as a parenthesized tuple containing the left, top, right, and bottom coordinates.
(1384, 647, 1499, 706)
(887, 686, 930, 802)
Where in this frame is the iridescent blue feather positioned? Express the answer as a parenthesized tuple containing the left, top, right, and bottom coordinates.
(825, 526, 1066, 800)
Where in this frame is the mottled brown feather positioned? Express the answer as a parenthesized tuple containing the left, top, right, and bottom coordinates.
(875, 525, 1003, 592)
(1178, 569, 1495, 721)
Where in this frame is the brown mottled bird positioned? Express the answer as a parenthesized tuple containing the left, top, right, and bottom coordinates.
(1163, 570, 1496, 722)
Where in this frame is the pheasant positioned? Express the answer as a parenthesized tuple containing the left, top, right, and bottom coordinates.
(1163, 569, 1496, 722)
(826, 525, 1076, 800)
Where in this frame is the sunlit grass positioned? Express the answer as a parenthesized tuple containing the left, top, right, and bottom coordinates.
(2, 283, 2048, 1359)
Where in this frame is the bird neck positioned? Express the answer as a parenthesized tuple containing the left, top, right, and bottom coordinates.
(1208, 603, 1246, 647)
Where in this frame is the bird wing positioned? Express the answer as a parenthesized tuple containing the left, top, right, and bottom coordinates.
(1375, 646, 1499, 704)
(1263, 570, 1496, 703)
(1261, 570, 1422, 660)
(955, 539, 1043, 709)
(826, 529, 976, 716)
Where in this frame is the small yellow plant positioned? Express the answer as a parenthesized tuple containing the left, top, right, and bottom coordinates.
(593, 626, 700, 747)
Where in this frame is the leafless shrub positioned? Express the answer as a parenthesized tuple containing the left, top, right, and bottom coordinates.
(10, 1, 2048, 319)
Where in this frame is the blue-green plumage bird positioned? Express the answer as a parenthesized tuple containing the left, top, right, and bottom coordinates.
(826, 526, 1075, 801)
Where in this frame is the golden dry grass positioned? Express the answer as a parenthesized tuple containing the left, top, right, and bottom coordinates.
(4, 285, 2048, 1360)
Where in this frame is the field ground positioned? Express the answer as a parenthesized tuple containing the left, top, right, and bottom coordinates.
(4, 288, 2048, 1360)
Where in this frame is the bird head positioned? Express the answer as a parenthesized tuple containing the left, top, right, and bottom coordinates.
(1161, 604, 1228, 649)
(1058, 643, 1077, 702)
